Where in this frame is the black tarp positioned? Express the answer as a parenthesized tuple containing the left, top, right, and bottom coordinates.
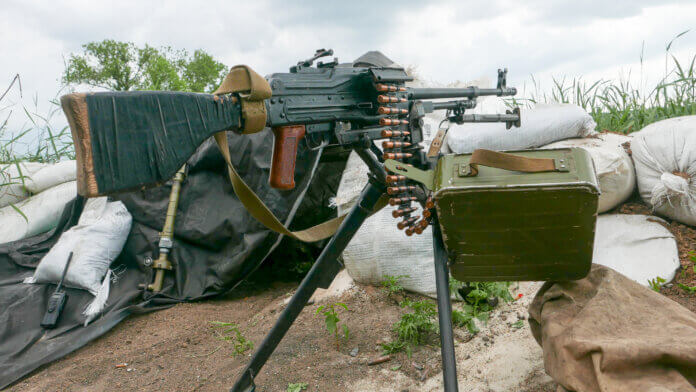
(0, 129, 346, 389)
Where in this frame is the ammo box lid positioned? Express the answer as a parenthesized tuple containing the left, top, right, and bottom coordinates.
(432, 148, 599, 196)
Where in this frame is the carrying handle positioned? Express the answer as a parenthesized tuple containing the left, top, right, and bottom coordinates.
(461, 149, 566, 177)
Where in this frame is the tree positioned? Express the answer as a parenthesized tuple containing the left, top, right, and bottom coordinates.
(62, 39, 227, 92)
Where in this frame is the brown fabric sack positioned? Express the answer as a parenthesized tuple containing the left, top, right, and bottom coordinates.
(529, 264, 696, 392)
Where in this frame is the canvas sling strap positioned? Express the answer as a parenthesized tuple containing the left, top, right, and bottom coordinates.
(213, 65, 272, 134)
(461, 149, 565, 177)
(214, 132, 388, 242)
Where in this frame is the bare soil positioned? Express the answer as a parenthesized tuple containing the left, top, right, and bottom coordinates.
(7, 279, 551, 391)
(6, 201, 696, 392)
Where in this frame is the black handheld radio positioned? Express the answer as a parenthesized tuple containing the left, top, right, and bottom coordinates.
(41, 251, 74, 329)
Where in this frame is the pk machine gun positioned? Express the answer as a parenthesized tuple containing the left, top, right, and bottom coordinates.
(60, 49, 521, 392)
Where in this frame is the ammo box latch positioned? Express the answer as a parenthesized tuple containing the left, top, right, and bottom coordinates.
(554, 157, 571, 172)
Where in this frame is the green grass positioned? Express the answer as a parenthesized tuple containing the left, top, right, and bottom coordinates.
(382, 280, 515, 357)
(210, 321, 254, 356)
(0, 75, 75, 213)
(678, 283, 696, 294)
(648, 276, 666, 292)
(381, 274, 408, 298)
(381, 299, 439, 358)
(0, 77, 74, 164)
(509, 32, 696, 134)
(287, 382, 308, 392)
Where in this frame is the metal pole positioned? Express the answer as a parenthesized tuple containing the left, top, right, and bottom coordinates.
(409, 87, 517, 100)
(432, 216, 459, 392)
(230, 181, 386, 392)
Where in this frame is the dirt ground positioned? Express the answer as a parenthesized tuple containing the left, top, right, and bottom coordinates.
(7, 277, 552, 392)
(6, 201, 696, 392)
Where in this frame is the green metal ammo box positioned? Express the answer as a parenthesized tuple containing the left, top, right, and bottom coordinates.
(387, 148, 599, 282)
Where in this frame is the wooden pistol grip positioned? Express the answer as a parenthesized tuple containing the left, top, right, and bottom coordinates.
(270, 125, 306, 190)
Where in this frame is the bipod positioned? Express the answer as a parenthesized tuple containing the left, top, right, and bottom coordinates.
(230, 151, 460, 392)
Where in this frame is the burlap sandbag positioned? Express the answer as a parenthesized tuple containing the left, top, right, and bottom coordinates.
(529, 264, 696, 392)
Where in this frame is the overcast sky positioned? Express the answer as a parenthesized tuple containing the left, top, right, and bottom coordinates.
(1, 0, 696, 149)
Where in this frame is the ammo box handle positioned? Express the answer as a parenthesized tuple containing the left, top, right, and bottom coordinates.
(462, 149, 565, 177)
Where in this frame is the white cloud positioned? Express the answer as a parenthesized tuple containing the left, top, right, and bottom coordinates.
(0, 0, 695, 152)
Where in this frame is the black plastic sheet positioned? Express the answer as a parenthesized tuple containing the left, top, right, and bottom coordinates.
(0, 129, 343, 389)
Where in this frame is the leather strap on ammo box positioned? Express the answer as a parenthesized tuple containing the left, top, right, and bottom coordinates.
(461, 149, 566, 177)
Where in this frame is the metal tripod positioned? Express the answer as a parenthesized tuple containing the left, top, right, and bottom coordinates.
(230, 149, 459, 392)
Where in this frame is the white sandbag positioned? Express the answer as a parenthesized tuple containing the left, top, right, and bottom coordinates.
(332, 151, 370, 214)
(0, 161, 47, 208)
(592, 214, 679, 286)
(23, 160, 76, 194)
(25, 197, 132, 323)
(542, 133, 635, 213)
(630, 116, 696, 225)
(0, 181, 77, 244)
(342, 205, 437, 297)
(335, 152, 436, 296)
(447, 103, 597, 154)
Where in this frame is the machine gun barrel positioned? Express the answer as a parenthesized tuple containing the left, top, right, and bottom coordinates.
(409, 86, 517, 100)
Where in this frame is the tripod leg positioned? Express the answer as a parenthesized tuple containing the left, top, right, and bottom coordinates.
(432, 215, 459, 392)
(230, 181, 385, 392)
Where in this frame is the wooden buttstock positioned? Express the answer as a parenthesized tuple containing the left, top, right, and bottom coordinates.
(60, 91, 242, 196)
(270, 125, 306, 190)
(60, 93, 98, 197)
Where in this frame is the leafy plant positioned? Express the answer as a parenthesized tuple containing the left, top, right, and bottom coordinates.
(382, 299, 438, 357)
(210, 321, 254, 356)
(648, 276, 666, 292)
(452, 309, 478, 334)
(689, 251, 696, 273)
(316, 302, 350, 350)
(287, 382, 308, 392)
(511, 320, 525, 329)
(449, 275, 464, 299)
(461, 282, 513, 315)
(381, 274, 408, 297)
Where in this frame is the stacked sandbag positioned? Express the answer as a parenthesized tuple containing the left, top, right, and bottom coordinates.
(0, 181, 77, 243)
(0, 160, 77, 244)
(447, 103, 597, 154)
(0, 160, 76, 206)
(0, 161, 46, 208)
(542, 133, 635, 213)
(23, 160, 77, 193)
(25, 197, 132, 324)
(334, 152, 437, 297)
(341, 204, 437, 297)
(630, 116, 696, 226)
(592, 214, 680, 286)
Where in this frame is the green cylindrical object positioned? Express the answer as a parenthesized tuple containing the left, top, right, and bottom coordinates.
(148, 164, 186, 292)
